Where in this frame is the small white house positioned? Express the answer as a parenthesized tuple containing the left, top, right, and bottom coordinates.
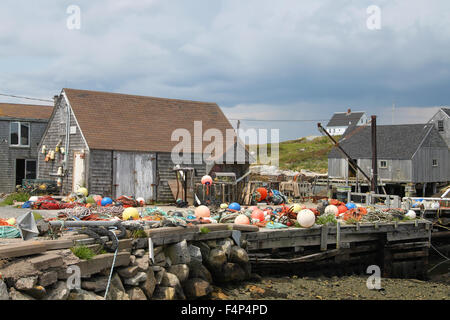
(326, 109, 368, 136)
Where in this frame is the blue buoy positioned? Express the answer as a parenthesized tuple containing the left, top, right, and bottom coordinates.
(228, 202, 241, 211)
(101, 197, 113, 206)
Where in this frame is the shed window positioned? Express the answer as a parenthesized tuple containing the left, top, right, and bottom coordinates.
(437, 120, 444, 132)
(432, 159, 438, 167)
(379, 160, 387, 168)
(10, 122, 30, 147)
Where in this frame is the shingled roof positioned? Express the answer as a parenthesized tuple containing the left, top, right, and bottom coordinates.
(328, 124, 447, 160)
(442, 108, 450, 117)
(63, 88, 237, 153)
(0, 103, 53, 120)
(327, 111, 365, 127)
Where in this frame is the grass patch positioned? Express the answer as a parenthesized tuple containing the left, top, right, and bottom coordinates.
(0, 192, 31, 206)
(70, 245, 96, 260)
(131, 229, 147, 239)
(316, 214, 338, 225)
(200, 227, 210, 234)
(249, 135, 340, 173)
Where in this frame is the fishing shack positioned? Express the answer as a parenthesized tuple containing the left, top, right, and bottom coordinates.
(37, 88, 250, 203)
(0, 103, 53, 193)
(327, 124, 450, 196)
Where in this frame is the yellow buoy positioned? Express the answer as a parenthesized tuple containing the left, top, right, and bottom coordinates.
(122, 207, 140, 220)
(77, 187, 88, 197)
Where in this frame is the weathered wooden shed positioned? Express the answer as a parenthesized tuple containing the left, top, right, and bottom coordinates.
(0, 103, 53, 192)
(428, 107, 450, 148)
(37, 88, 249, 202)
(328, 124, 449, 194)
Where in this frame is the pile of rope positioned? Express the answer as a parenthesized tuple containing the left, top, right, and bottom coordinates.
(0, 226, 20, 238)
(96, 206, 124, 217)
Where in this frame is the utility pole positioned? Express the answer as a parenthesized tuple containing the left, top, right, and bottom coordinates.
(371, 115, 378, 193)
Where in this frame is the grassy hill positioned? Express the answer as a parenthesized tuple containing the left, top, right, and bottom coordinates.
(250, 135, 340, 174)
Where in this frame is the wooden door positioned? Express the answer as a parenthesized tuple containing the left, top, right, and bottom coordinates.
(73, 152, 86, 192)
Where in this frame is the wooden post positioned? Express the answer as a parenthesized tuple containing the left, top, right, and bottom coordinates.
(320, 224, 329, 251)
(371, 115, 378, 193)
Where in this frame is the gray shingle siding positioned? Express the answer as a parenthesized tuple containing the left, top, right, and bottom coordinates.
(0, 119, 48, 192)
(88, 150, 113, 196)
(37, 96, 88, 194)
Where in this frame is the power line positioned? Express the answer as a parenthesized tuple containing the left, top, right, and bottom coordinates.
(228, 118, 329, 122)
(0, 92, 53, 103)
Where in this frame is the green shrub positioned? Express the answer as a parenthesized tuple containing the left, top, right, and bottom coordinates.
(316, 214, 338, 225)
(70, 245, 96, 260)
(0, 192, 31, 206)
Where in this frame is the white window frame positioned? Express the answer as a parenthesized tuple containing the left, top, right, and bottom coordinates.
(379, 160, 388, 168)
(432, 159, 438, 167)
(10, 121, 30, 147)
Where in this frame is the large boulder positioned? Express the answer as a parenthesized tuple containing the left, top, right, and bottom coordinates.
(206, 248, 227, 274)
(9, 287, 35, 300)
(183, 278, 212, 299)
(217, 239, 233, 258)
(139, 269, 156, 299)
(39, 271, 58, 287)
(123, 272, 147, 286)
(14, 276, 38, 291)
(165, 240, 191, 265)
(152, 286, 176, 300)
(168, 264, 189, 283)
(105, 273, 129, 300)
(25, 285, 47, 299)
(189, 264, 213, 284)
(230, 246, 249, 266)
(136, 257, 149, 272)
(81, 276, 108, 292)
(155, 269, 166, 285)
(68, 289, 104, 300)
(218, 263, 246, 283)
(117, 266, 139, 278)
(127, 287, 147, 300)
(188, 245, 202, 267)
(160, 272, 185, 300)
(192, 241, 210, 261)
(44, 281, 70, 300)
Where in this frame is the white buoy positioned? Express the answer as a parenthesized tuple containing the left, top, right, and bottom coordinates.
(297, 209, 316, 228)
(406, 210, 416, 219)
(324, 205, 339, 216)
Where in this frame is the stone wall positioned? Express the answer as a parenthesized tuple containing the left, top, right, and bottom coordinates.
(0, 237, 252, 300)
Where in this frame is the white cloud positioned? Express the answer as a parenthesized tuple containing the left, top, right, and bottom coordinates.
(0, 0, 449, 139)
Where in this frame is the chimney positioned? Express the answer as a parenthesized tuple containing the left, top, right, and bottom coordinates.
(53, 95, 59, 105)
(347, 108, 351, 115)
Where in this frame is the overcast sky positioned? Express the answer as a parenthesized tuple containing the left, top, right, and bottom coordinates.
(1, 0, 449, 141)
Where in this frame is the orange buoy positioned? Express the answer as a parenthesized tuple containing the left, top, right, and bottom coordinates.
(235, 214, 250, 225)
(251, 209, 265, 222)
(195, 205, 211, 218)
(338, 205, 348, 214)
(201, 175, 213, 185)
(256, 188, 268, 201)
